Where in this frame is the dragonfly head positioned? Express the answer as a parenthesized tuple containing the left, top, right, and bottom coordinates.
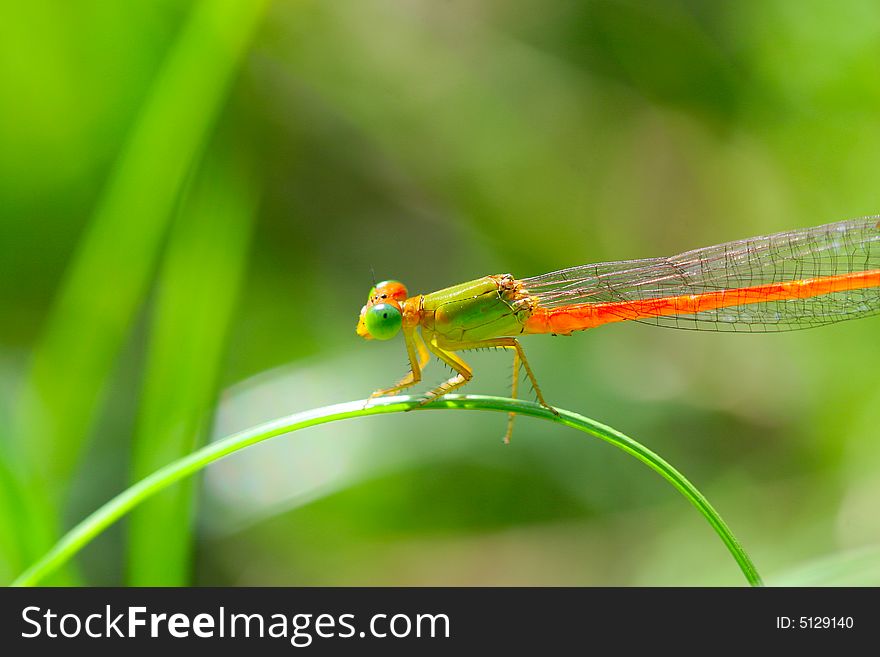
(356, 280, 408, 340)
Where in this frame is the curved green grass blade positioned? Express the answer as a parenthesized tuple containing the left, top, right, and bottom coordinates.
(11, 395, 763, 587)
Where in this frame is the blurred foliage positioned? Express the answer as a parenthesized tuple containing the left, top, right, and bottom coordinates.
(1, 0, 879, 585)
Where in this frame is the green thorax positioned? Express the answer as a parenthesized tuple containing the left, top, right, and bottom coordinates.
(420, 275, 532, 343)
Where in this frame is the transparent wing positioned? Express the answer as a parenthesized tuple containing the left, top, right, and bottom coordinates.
(522, 217, 880, 332)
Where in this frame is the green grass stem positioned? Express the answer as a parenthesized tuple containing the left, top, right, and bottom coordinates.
(11, 395, 763, 587)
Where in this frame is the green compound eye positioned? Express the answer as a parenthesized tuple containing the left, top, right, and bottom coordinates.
(364, 303, 402, 340)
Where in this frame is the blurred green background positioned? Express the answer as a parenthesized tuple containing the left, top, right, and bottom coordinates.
(2, 0, 879, 586)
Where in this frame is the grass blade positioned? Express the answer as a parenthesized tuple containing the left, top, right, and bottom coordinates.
(126, 148, 259, 585)
(2, 0, 268, 580)
(11, 395, 763, 587)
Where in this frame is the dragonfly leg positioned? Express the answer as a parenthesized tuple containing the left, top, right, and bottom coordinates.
(438, 337, 557, 442)
(419, 336, 474, 403)
(369, 328, 423, 399)
(413, 329, 430, 370)
(505, 338, 556, 415)
(446, 337, 555, 408)
(503, 347, 521, 444)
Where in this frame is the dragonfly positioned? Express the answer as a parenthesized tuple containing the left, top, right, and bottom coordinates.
(356, 216, 880, 442)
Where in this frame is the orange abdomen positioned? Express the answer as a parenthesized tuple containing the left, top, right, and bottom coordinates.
(524, 269, 880, 334)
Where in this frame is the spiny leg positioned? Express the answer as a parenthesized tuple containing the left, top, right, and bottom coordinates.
(413, 329, 430, 370)
(441, 337, 555, 409)
(504, 347, 521, 445)
(369, 329, 424, 400)
(507, 338, 556, 414)
(420, 337, 474, 404)
(436, 336, 557, 443)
